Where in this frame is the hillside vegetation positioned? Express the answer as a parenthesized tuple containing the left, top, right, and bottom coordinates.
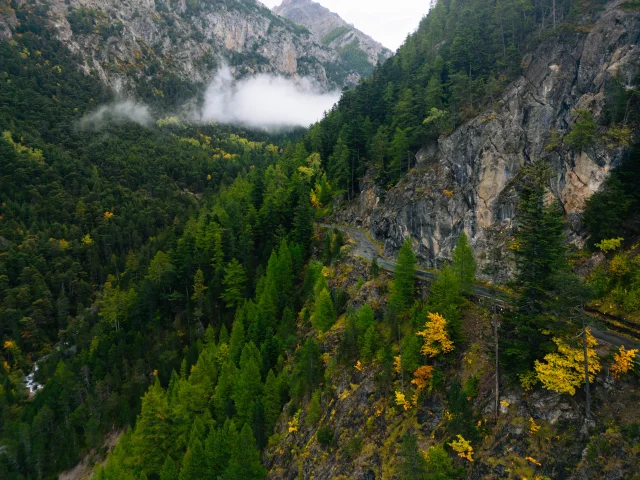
(1, 0, 639, 479)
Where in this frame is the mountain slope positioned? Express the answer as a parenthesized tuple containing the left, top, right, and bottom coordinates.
(307, 0, 639, 279)
(0, 0, 366, 105)
(273, 0, 392, 78)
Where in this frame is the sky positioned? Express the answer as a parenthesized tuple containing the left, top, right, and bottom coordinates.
(260, 0, 432, 51)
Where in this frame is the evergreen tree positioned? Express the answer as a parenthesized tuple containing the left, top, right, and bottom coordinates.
(178, 438, 207, 480)
(427, 264, 465, 341)
(225, 424, 266, 480)
(306, 389, 322, 426)
(159, 457, 179, 480)
(388, 238, 416, 322)
(501, 161, 570, 376)
(232, 344, 263, 428)
(262, 369, 281, 434)
(229, 314, 245, 365)
(397, 433, 429, 480)
(312, 288, 336, 332)
(451, 232, 476, 295)
(132, 379, 172, 475)
(370, 257, 380, 278)
(221, 259, 246, 308)
(293, 192, 314, 253)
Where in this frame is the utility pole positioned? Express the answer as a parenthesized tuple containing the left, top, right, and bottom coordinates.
(581, 298, 591, 421)
(493, 301, 500, 423)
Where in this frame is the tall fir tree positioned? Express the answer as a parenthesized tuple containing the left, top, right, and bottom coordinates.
(451, 231, 477, 295)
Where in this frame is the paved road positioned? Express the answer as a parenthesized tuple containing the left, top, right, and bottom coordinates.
(321, 223, 640, 352)
(321, 223, 505, 301)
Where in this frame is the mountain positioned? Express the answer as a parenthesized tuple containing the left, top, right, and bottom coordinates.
(273, 0, 393, 78)
(2, 0, 640, 479)
(308, 0, 640, 280)
(0, 0, 371, 106)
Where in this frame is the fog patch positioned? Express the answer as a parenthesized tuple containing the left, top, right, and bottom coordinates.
(79, 100, 153, 129)
(200, 67, 340, 130)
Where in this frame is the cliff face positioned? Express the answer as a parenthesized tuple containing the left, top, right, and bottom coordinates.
(336, 0, 639, 280)
(273, 0, 392, 78)
(0, 0, 365, 96)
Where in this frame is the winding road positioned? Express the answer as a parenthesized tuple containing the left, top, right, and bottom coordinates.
(321, 223, 640, 352)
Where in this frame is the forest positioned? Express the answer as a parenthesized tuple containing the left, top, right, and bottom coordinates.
(1, 0, 639, 478)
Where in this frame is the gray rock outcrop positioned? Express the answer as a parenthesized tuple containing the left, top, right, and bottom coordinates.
(0, 0, 368, 95)
(273, 0, 392, 78)
(336, 0, 639, 281)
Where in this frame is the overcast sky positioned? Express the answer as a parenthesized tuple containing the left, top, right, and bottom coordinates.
(260, 0, 432, 51)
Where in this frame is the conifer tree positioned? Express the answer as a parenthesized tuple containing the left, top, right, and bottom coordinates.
(388, 238, 416, 321)
(501, 161, 569, 376)
(226, 424, 266, 480)
(178, 438, 206, 480)
(451, 231, 476, 294)
(397, 433, 429, 480)
(312, 288, 336, 332)
(229, 314, 245, 365)
(427, 264, 464, 340)
(159, 458, 179, 480)
(306, 389, 322, 426)
(213, 361, 236, 422)
(132, 379, 172, 475)
(221, 259, 246, 308)
(263, 369, 281, 434)
(232, 345, 263, 428)
(293, 192, 314, 253)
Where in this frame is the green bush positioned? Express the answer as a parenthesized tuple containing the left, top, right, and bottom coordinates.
(565, 109, 596, 151)
(317, 425, 335, 447)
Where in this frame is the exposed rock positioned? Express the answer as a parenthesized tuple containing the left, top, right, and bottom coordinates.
(273, 0, 392, 78)
(9, 0, 369, 97)
(336, 0, 640, 281)
(0, 2, 17, 40)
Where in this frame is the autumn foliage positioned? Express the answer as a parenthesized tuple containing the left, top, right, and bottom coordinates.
(417, 312, 454, 357)
(534, 329, 601, 395)
(610, 345, 638, 379)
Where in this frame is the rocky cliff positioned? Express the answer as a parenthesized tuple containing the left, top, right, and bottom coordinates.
(336, 0, 639, 281)
(273, 0, 392, 77)
(0, 0, 367, 99)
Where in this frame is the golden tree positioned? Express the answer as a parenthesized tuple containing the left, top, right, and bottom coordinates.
(417, 312, 454, 357)
(610, 345, 638, 379)
(534, 329, 601, 395)
(449, 435, 473, 462)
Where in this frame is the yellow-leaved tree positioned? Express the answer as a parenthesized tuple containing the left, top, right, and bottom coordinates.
(534, 329, 601, 395)
(610, 345, 638, 379)
(417, 312, 454, 357)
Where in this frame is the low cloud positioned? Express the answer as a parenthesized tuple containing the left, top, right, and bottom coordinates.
(79, 100, 153, 129)
(200, 67, 341, 130)
(77, 68, 341, 131)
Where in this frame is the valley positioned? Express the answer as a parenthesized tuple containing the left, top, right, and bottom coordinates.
(1, 0, 639, 479)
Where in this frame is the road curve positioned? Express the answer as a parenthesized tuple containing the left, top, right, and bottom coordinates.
(320, 223, 640, 352)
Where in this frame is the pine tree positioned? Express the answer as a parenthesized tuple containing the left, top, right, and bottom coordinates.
(132, 379, 172, 475)
(159, 457, 179, 480)
(213, 361, 236, 422)
(370, 257, 380, 278)
(427, 264, 464, 340)
(263, 369, 281, 434)
(388, 238, 416, 321)
(232, 345, 263, 428)
(306, 389, 322, 426)
(397, 433, 429, 480)
(229, 314, 245, 365)
(312, 288, 336, 332)
(225, 424, 266, 480)
(178, 438, 207, 480)
(451, 232, 476, 294)
(221, 259, 246, 308)
(293, 192, 314, 253)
